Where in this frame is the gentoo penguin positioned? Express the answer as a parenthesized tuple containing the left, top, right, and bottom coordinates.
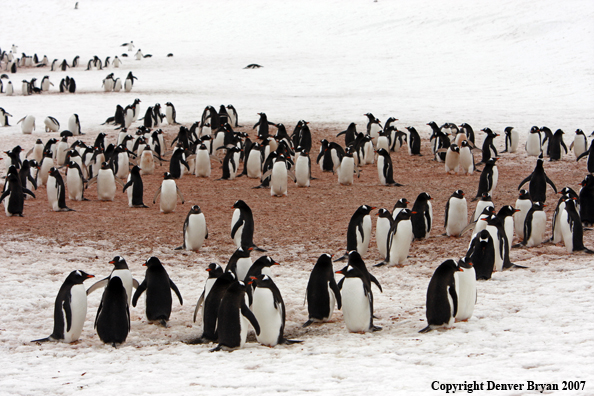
(165, 102, 179, 125)
(336, 251, 382, 333)
(40, 76, 53, 92)
(218, 146, 242, 180)
(31, 270, 94, 343)
(502, 126, 518, 153)
(473, 157, 498, 201)
(19, 159, 38, 196)
(478, 127, 499, 163)
(376, 208, 415, 267)
(211, 280, 260, 351)
(124, 71, 137, 92)
(268, 154, 294, 196)
(514, 189, 532, 240)
(405, 126, 422, 155)
(132, 257, 183, 327)
(497, 205, 518, 249)
(364, 113, 382, 146)
(560, 199, 594, 254)
(5, 81, 14, 96)
(253, 112, 274, 140)
(541, 126, 554, 157)
(121, 41, 134, 51)
(102, 73, 115, 92)
(175, 205, 208, 252)
(1, 169, 35, 216)
(0, 107, 13, 126)
(55, 136, 70, 166)
(337, 146, 359, 186)
(68, 114, 81, 135)
(194, 143, 212, 177)
(65, 161, 86, 201)
(444, 143, 460, 174)
(460, 123, 476, 145)
(192, 263, 224, 324)
(86, 256, 139, 306)
(548, 129, 568, 161)
(47, 167, 74, 212)
(230, 200, 266, 251)
(518, 159, 557, 203)
(466, 229, 495, 280)
(457, 140, 474, 175)
(392, 197, 409, 220)
(153, 172, 185, 213)
(336, 205, 376, 260)
(123, 165, 148, 208)
(336, 122, 357, 147)
(376, 148, 403, 186)
(419, 259, 461, 333)
(225, 246, 254, 281)
(551, 192, 572, 244)
(226, 105, 240, 127)
(138, 145, 157, 175)
(520, 202, 547, 247)
(113, 77, 122, 92)
(375, 208, 393, 259)
(169, 147, 190, 179)
(303, 254, 342, 327)
(88, 162, 122, 201)
(454, 257, 476, 322)
(444, 190, 468, 237)
(525, 126, 542, 156)
(570, 129, 588, 158)
(17, 115, 35, 134)
(576, 140, 594, 173)
(94, 276, 130, 346)
(37, 150, 54, 187)
(472, 192, 494, 222)
(579, 175, 594, 226)
(113, 56, 122, 68)
(411, 192, 433, 239)
(193, 271, 237, 343)
(294, 149, 313, 187)
(44, 116, 60, 132)
(249, 274, 301, 347)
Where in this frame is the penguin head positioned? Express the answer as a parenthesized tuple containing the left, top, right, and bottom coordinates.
(163, 172, 174, 180)
(518, 189, 531, 200)
(457, 257, 473, 269)
(452, 190, 464, 199)
(68, 270, 95, 284)
(376, 208, 391, 218)
(232, 200, 247, 209)
(144, 256, 162, 267)
(497, 205, 519, 218)
(480, 192, 492, 202)
(394, 198, 409, 208)
(109, 256, 129, 269)
(189, 205, 202, 214)
(532, 202, 546, 211)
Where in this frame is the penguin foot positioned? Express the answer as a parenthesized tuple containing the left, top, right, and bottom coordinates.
(282, 339, 304, 345)
(373, 261, 387, 267)
(210, 345, 223, 352)
(174, 246, 184, 251)
(159, 319, 168, 328)
(371, 326, 382, 332)
(419, 325, 433, 334)
(302, 320, 314, 328)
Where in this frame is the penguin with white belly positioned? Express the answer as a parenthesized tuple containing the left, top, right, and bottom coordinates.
(376, 148, 403, 186)
(303, 254, 342, 327)
(153, 172, 185, 213)
(466, 229, 495, 280)
(336, 205, 376, 260)
(411, 192, 433, 239)
(175, 205, 208, 252)
(419, 259, 461, 333)
(294, 149, 313, 187)
(47, 167, 74, 211)
(514, 189, 532, 241)
(65, 161, 86, 201)
(518, 159, 557, 203)
(86, 256, 139, 305)
(375, 208, 415, 267)
(444, 190, 467, 237)
(525, 126, 542, 156)
(1, 168, 35, 216)
(123, 165, 148, 208)
(560, 199, 594, 254)
(336, 251, 382, 333)
(225, 246, 254, 281)
(230, 200, 266, 251)
(454, 257, 476, 322)
(31, 270, 95, 343)
(192, 263, 224, 324)
(570, 129, 588, 158)
(518, 202, 547, 247)
(88, 162, 124, 201)
(375, 208, 393, 259)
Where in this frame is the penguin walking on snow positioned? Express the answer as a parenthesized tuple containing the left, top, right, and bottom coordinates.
(336, 205, 376, 260)
(454, 258, 476, 322)
(47, 167, 74, 212)
(94, 277, 130, 347)
(230, 200, 266, 251)
(336, 251, 382, 333)
(86, 256, 139, 305)
(132, 257, 183, 327)
(518, 159, 557, 203)
(153, 172, 185, 213)
(211, 280, 260, 351)
(192, 263, 224, 324)
(444, 190, 467, 237)
(1, 169, 35, 216)
(123, 165, 149, 208)
(31, 270, 95, 343)
(303, 254, 342, 327)
(419, 259, 461, 333)
(175, 205, 208, 252)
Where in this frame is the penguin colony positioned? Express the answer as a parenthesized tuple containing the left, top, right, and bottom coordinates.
(2, 44, 593, 349)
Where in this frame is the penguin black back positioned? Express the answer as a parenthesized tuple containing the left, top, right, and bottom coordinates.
(94, 277, 130, 346)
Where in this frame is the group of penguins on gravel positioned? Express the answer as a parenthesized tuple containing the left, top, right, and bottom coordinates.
(4, 99, 590, 349)
(0, 42, 150, 97)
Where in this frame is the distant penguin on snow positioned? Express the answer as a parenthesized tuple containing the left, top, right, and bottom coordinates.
(303, 253, 342, 327)
(419, 259, 461, 333)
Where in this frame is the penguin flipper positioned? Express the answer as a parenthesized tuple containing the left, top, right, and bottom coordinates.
(132, 280, 147, 307)
(170, 280, 183, 305)
(152, 187, 161, 204)
(241, 303, 260, 335)
(122, 180, 132, 193)
(330, 280, 342, 310)
(176, 187, 185, 204)
(369, 274, 383, 293)
(288, 169, 296, 182)
(459, 221, 476, 236)
(545, 176, 557, 193)
(114, 176, 126, 188)
(518, 174, 532, 190)
(193, 292, 205, 323)
(419, 325, 433, 334)
(86, 277, 109, 295)
(576, 151, 588, 161)
(23, 188, 36, 198)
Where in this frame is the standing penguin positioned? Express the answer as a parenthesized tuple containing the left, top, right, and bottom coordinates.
(405, 126, 422, 156)
(194, 143, 212, 178)
(17, 115, 36, 134)
(411, 192, 433, 239)
(579, 175, 594, 226)
(444, 190, 468, 237)
(502, 126, 518, 153)
(454, 258, 476, 322)
(376, 148, 403, 186)
(226, 104, 240, 127)
(303, 254, 342, 327)
(268, 154, 295, 196)
(132, 257, 183, 327)
(211, 280, 260, 351)
(230, 200, 266, 251)
(88, 162, 122, 201)
(192, 263, 224, 324)
(337, 205, 376, 260)
(153, 172, 185, 213)
(473, 158, 498, 201)
(514, 189, 532, 240)
(518, 159, 557, 203)
(443, 143, 460, 174)
(337, 146, 359, 186)
(520, 202, 547, 247)
(419, 259, 461, 333)
(392, 198, 409, 219)
(65, 161, 86, 201)
(165, 102, 180, 125)
(218, 146, 242, 180)
(123, 165, 148, 208)
(336, 251, 382, 333)
(548, 129, 568, 161)
(570, 129, 588, 159)
(68, 114, 81, 136)
(576, 140, 594, 174)
(94, 277, 130, 347)
(1, 170, 35, 216)
(86, 256, 139, 305)
(525, 126, 542, 156)
(124, 71, 137, 92)
(560, 199, 594, 254)
(253, 112, 274, 140)
(458, 140, 475, 175)
(225, 246, 254, 281)
(47, 167, 74, 212)
(31, 270, 95, 343)
(478, 128, 498, 164)
(294, 149, 313, 187)
(249, 274, 299, 347)
(192, 271, 237, 343)
(175, 205, 208, 252)
(466, 229, 496, 280)
(376, 208, 415, 267)
(375, 208, 393, 259)
(169, 146, 190, 179)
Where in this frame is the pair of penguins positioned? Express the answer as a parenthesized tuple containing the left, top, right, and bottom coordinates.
(32, 256, 183, 347)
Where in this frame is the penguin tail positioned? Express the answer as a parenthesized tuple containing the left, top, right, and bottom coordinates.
(419, 325, 433, 334)
(371, 325, 382, 332)
(253, 245, 267, 252)
(302, 320, 314, 328)
(582, 247, 594, 254)
(373, 261, 387, 267)
(389, 182, 404, 187)
(282, 338, 304, 345)
(31, 336, 52, 343)
(174, 245, 184, 251)
(159, 319, 168, 328)
(210, 344, 223, 352)
(511, 242, 524, 249)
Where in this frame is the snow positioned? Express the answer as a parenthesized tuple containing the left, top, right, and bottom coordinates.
(1, 1, 594, 395)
